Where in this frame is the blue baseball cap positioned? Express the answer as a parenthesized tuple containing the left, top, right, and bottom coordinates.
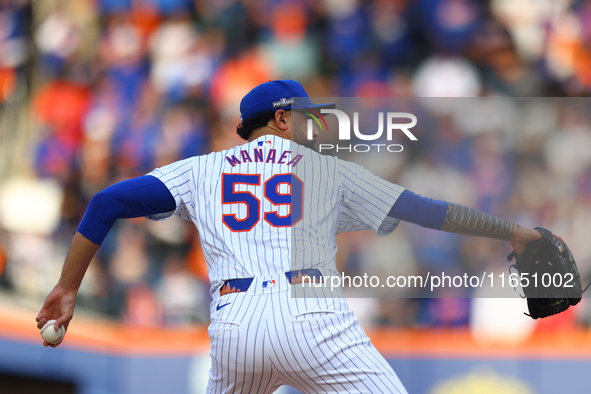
(239, 80, 336, 121)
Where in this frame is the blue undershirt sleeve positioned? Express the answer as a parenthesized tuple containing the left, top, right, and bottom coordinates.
(387, 189, 448, 230)
(76, 175, 177, 245)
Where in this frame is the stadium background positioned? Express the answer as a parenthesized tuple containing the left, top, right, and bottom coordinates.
(1, 0, 591, 393)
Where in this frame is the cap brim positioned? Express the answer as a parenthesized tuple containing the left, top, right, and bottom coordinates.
(292, 103, 336, 111)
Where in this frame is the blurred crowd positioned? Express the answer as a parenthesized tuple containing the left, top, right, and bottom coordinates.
(0, 0, 591, 332)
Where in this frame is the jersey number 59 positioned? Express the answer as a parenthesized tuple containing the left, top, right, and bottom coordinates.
(221, 173, 303, 232)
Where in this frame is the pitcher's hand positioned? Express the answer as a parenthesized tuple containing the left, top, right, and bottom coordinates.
(35, 284, 76, 347)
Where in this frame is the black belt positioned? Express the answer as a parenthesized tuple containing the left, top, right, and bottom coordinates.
(219, 269, 322, 296)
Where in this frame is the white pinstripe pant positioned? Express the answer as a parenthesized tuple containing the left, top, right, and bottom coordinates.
(207, 276, 407, 394)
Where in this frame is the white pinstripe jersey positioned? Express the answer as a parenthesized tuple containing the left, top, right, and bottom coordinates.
(148, 135, 405, 295)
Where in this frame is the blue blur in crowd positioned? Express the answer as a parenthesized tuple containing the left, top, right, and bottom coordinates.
(98, 0, 194, 15)
(417, 0, 482, 53)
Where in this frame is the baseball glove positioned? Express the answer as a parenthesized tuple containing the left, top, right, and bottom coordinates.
(507, 227, 586, 319)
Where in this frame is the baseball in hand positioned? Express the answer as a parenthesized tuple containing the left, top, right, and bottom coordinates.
(40, 320, 65, 345)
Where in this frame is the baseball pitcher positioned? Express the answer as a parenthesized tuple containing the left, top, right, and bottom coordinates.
(37, 80, 565, 393)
